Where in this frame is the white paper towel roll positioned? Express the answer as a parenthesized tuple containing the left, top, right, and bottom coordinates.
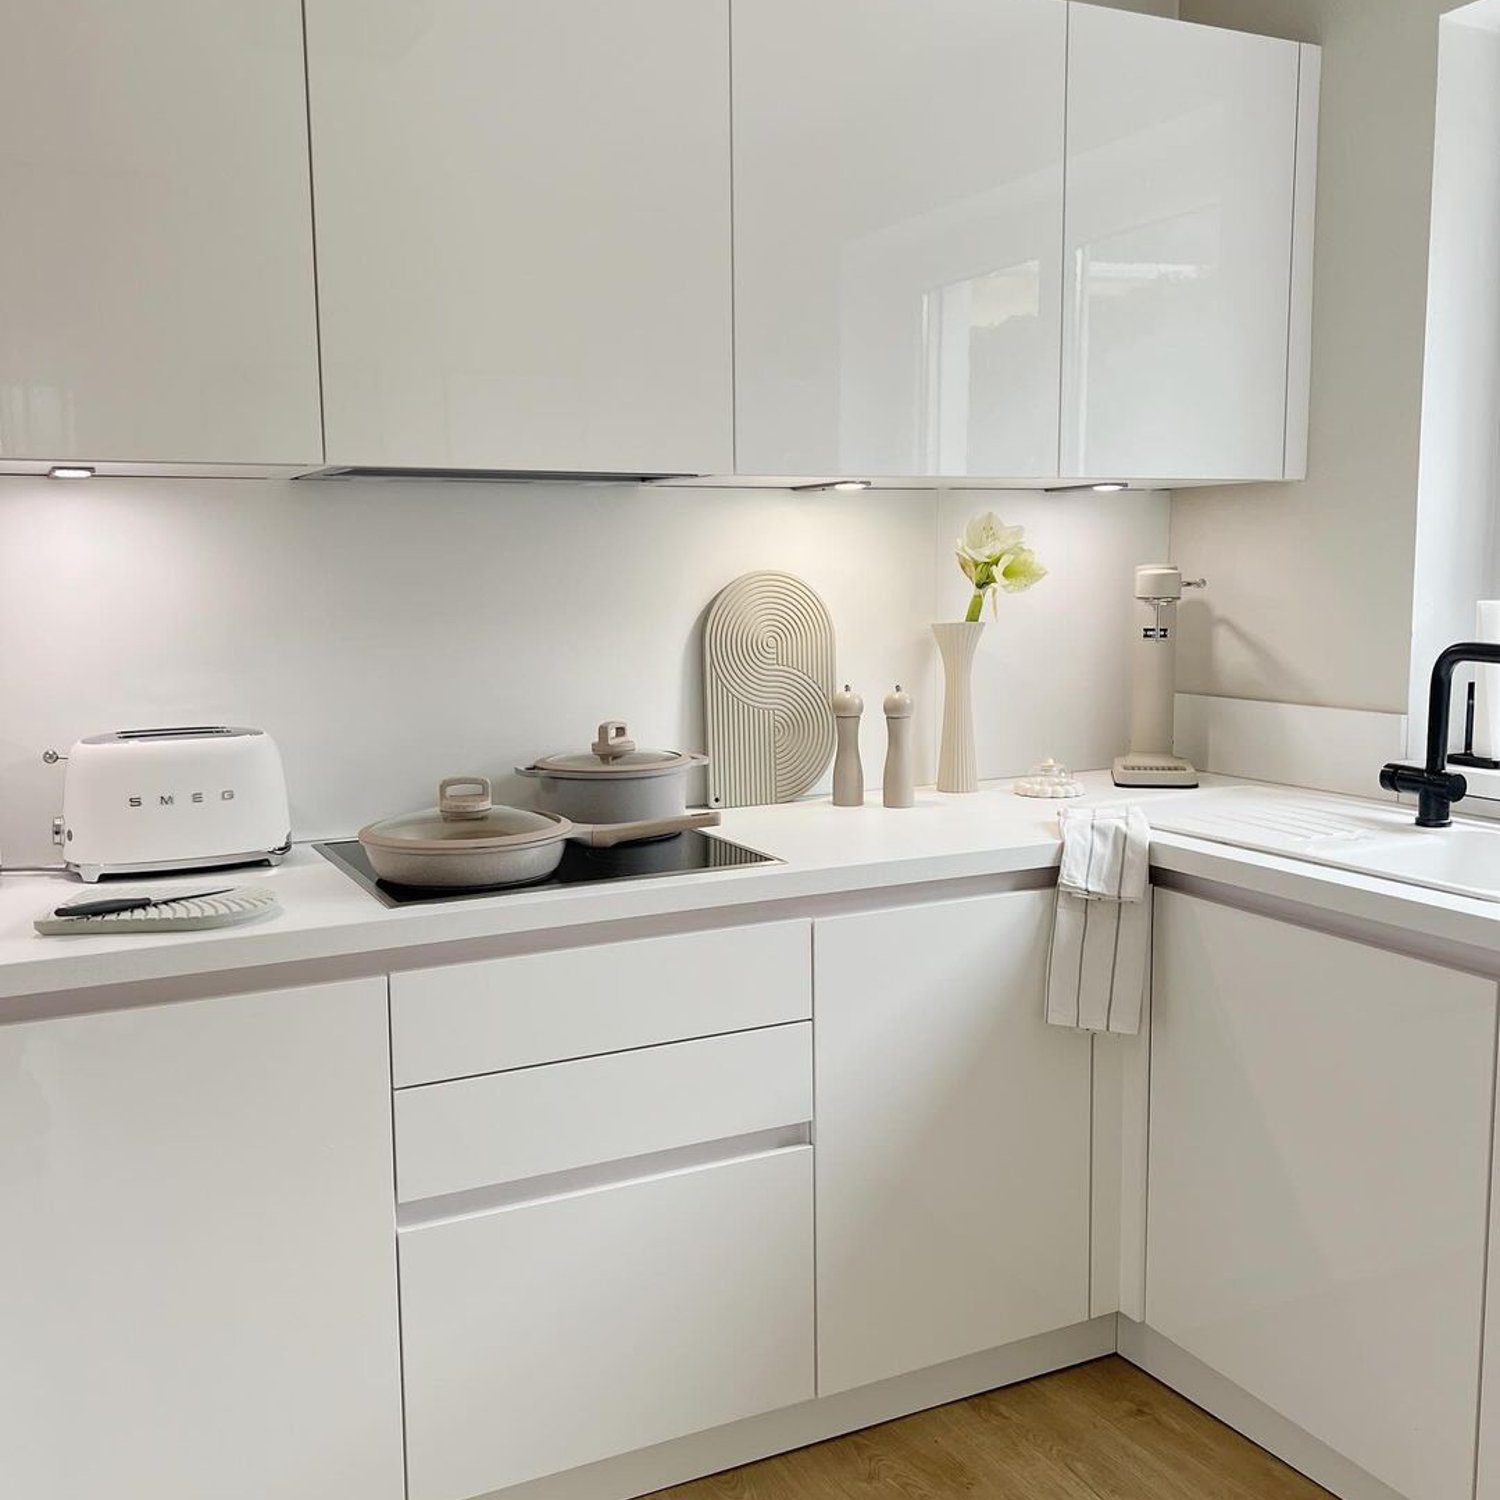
(1474, 602, 1500, 759)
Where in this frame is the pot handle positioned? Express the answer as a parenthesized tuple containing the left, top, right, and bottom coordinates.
(439, 776, 493, 821)
(577, 810, 722, 848)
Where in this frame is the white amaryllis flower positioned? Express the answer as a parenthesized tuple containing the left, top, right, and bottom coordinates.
(954, 512, 1046, 622)
(997, 546, 1047, 593)
(956, 512, 1025, 568)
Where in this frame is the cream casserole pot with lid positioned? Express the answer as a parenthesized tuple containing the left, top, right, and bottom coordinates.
(358, 776, 720, 888)
(517, 720, 708, 824)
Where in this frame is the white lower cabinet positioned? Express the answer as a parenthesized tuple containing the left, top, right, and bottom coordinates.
(399, 1145, 815, 1500)
(0, 979, 404, 1500)
(1148, 891, 1497, 1500)
(813, 889, 1093, 1395)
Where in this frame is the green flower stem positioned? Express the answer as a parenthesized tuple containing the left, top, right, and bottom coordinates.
(965, 589, 985, 623)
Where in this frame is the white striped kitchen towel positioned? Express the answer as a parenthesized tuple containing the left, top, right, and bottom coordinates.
(1047, 806, 1151, 1035)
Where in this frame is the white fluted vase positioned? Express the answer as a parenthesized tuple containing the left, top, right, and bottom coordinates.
(933, 620, 984, 794)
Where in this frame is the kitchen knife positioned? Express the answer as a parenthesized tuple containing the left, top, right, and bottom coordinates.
(54, 887, 236, 919)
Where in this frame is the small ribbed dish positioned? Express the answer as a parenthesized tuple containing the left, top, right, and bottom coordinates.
(1014, 759, 1086, 799)
(36, 885, 281, 937)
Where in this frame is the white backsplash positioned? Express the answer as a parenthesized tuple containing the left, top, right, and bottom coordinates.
(0, 477, 1167, 865)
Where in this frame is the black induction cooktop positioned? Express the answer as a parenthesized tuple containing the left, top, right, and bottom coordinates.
(315, 830, 779, 908)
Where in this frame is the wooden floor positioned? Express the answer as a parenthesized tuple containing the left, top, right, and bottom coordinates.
(654, 1357, 1331, 1500)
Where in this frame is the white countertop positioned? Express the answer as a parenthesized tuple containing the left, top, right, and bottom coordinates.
(3, 772, 1500, 1007)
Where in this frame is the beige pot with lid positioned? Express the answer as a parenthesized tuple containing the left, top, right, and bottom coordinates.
(517, 720, 709, 826)
(358, 776, 719, 888)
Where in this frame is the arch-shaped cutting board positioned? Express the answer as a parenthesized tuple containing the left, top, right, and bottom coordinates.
(703, 571, 837, 808)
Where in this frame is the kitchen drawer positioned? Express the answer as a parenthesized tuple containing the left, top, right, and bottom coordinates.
(390, 920, 811, 1086)
(400, 1143, 815, 1500)
(394, 1021, 812, 1205)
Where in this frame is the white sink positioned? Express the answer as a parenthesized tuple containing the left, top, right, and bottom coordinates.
(1151, 785, 1500, 903)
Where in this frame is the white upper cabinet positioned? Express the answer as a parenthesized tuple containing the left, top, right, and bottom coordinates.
(0, 1, 322, 472)
(305, 0, 733, 476)
(732, 0, 1068, 481)
(1062, 7, 1318, 483)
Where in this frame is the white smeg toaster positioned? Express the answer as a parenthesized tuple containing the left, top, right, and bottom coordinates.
(58, 727, 292, 882)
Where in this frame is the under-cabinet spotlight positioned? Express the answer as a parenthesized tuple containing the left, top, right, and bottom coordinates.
(1091, 482, 1129, 493)
(1044, 481, 1130, 494)
(47, 465, 95, 480)
(791, 479, 872, 493)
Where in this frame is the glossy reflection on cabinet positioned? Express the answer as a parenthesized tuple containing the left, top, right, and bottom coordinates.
(306, 0, 734, 476)
(0, 0, 322, 467)
(733, 0, 1066, 480)
(1062, 8, 1310, 482)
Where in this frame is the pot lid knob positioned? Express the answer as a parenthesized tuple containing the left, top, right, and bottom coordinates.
(438, 776, 494, 821)
(592, 720, 637, 763)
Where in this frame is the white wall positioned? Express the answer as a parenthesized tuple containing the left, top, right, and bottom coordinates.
(933, 488, 1169, 779)
(1173, 0, 1468, 715)
(1407, 3, 1500, 743)
(0, 478, 1166, 865)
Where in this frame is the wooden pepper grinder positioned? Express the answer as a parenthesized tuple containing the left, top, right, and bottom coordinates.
(883, 685, 915, 808)
(831, 685, 865, 806)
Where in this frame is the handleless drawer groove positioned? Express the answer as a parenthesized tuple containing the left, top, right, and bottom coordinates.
(397, 1126, 810, 1230)
(391, 919, 812, 1086)
(393, 1021, 813, 1204)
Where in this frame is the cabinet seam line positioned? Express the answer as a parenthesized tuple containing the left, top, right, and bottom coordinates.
(810, 918, 820, 1395)
(299, 0, 329, 462)
(1140, 891, 1156, 1340)
(1280, 47, 1302, 480)
(727, 0, 738, 475)
(1087, 1034, 1096, 1321)
(1472, 990, 1499, 1499)
(1056, 2, 1071, 479)
(385, 976, 412, 1500)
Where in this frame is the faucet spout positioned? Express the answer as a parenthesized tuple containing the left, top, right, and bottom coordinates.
(1380, 642, 1500, 825)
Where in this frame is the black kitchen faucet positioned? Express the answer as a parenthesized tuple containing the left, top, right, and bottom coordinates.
(1380, 642, 1500, 826)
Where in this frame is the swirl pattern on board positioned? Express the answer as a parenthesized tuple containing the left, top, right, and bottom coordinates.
(703, 572, 837, 807)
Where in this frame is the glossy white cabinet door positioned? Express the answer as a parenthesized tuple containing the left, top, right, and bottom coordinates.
(0, 980, 404, 1500)
(306, 0, 732, 475)
(814, 890, 1092, 1395)
(1148, 892, 1496, 1500)
(0, 2, 321, 468)
(400, 1145, 815, 1500)
(1062, 8, 1308, 482)
(733, 0, 1066, 479)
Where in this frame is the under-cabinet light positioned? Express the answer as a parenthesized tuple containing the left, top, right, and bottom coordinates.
(1044, 481, 1130, 494)
(791, 479, 871, 493)
(47, 465, 94, 480)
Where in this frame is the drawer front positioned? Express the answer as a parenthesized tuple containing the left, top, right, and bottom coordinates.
(400, 1144, 815, 1500)
(394, 1021, 812, 1205)
(390, 919, 811, 1086)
